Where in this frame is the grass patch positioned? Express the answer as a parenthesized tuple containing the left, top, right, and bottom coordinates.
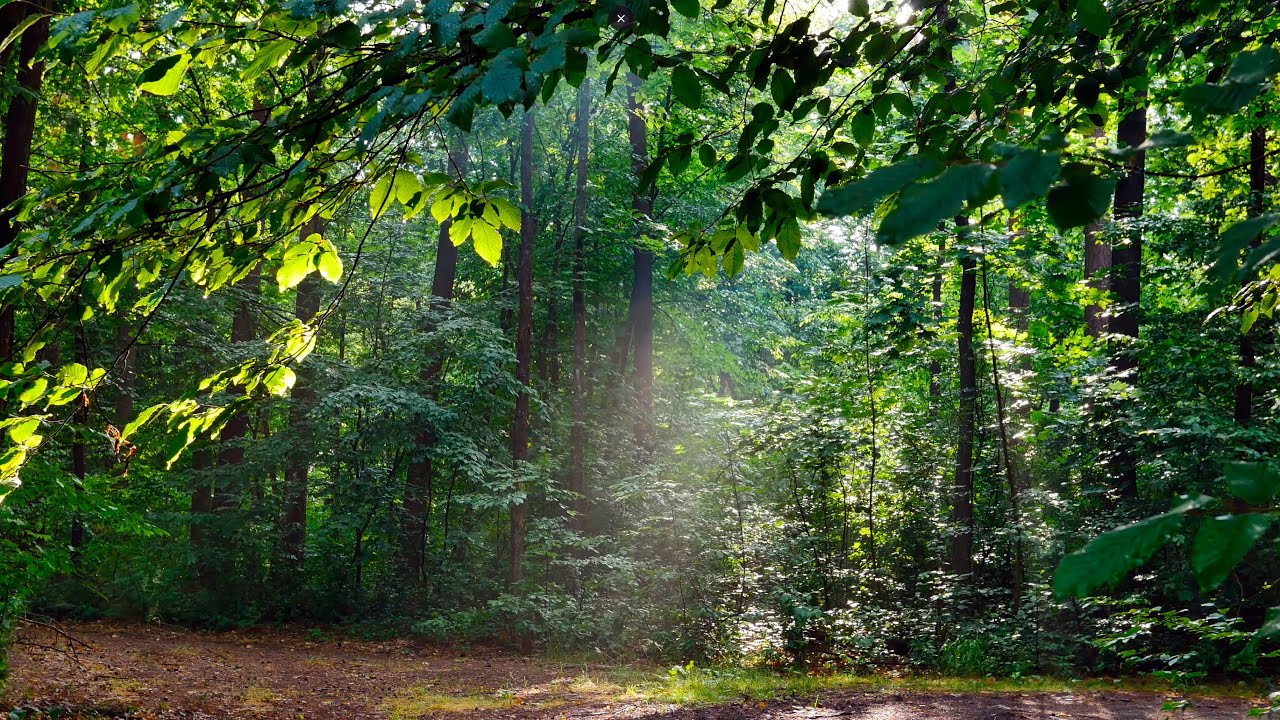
(241, 685, 285, 707)
(611, 666, 1261, 706)
(382, 686, 520, 719)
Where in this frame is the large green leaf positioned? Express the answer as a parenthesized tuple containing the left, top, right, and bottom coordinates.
(1076, 0, 1109, 37)
(999, 149, 1060, 210)
(241, 38, 296, 81)
(1045, 164, 1114, 229)
(816, 156, 941, 217)
(138, 54, 190, 96)
(1224, 461, 1280, 505)
(876, 163, 995, 245)
(1191, 513, 1272, 592)
(776, 216, 801, 260)
(471, 220, 503, 266)
(671, 65, 702, 110)
(1053, 511, 1184, 598)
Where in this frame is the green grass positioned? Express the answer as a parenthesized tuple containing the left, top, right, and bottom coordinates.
(604, 666, 1262, 706)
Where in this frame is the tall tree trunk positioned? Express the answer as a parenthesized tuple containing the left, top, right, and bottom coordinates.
(279, 218, 325, 581)
(569, 80, 591, 534)
(1109, 99, 1146, 499)
(114, 322, 135, 429)
(400, 139, 469, 577)
(928, 236, 945, 400)
(1235, 123, 1266, 426)
(215, 268, 259, 503)
(510, 111, 536, 586)
(942, 0, 973, 579)
(627, 73, 654, 449)
(951, 222, 975, 578)
(0, 0, 50, 363)
(70, 321, 89, 558)
(1083, 126, 1110, 339)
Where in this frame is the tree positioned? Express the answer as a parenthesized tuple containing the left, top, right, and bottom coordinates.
(627, 73, 654, 450)
(510, 111, 536, 586)
(569, 80, 591, 533)
(1109, 98, 1148, 500)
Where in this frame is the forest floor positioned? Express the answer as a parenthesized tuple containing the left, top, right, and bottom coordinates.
(1, 621, 1265, 719)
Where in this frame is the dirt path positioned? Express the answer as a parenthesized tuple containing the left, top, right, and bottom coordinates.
(2, 622, 1261, 719)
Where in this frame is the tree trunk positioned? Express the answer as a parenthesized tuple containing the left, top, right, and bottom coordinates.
(1109, 99, 1146, 499)
(510, 111, 536, 586)
(69, 321, 89, 554)
(928, 236, 945, 400)
(400, 139, 469, 577)
(0, 0, 50, 362)
(114, 322, 135, 429)
(569, 80, 591, 534)
(950, 221, 975, 578)
(1083, 126, 1110, 339)
(215, 268, 259, 505)
(1235, 123, 1266, 426)
(627, 73, 654, 450)
(279, 218, 325, 580)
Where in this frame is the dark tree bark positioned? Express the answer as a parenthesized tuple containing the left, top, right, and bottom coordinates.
(510, 111, 536, 586)
(627, 73, 654, 449)
(950, 223, 975, 578)
(928, 236, 945, 400)
(214, 268, 259, 506)
(70, 322, 89, 557)
(1235, 123, 1266, 426)
(0, 0, 50, 363)
(568, 80, 591, 533)
(114, 322, 135, 429)
(1083, 126, 1111, 339)
(279, 217, 325, 580)
(400, 139, 469, 577)
(1109, 99, 1147, 499)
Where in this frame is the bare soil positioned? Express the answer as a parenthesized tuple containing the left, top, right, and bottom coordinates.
(1, 622, 1261, 719)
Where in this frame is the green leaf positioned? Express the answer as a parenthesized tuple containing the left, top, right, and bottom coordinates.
(816, 156, 941, 217)
(7, 417, 39, 444)
(471, 220, 503, 266)
(241, 38, 296, 81)
(770, 68, 795, 110)
(1227, 46, 1280, 85)
(999, 150, 1060, 210)
(851, 110, 875, 146)
(1053, 511, 1183, 599)
(18, 377, 48, 406)
(491, 198, 522, 231)
(698, 144, 717, 168)
(1076, 0, 1109, 37)
(1182, 82, 1262, 118)
(1224, 462, 1280, 505)
(1261, 607, 1280, 639)
(482, 53, 523, 105)
(1192, 513, 1273, 592)
(263, 366, 297, 396)
(776, 216, 801, 260)
(671, 65, 702, 110)
(138, 54, 190, 96)
(370, 173, 394, 219)
(1045, 164, 1114, 229)
(849, 0, 869, 17)
(316, 236, 343, 283)
(670, 0, 699, 18)
(393, 170, 423, 205)
(57, 363, 88, 385)
(876, 163, 996, 245)
(277, 251, 312, 292)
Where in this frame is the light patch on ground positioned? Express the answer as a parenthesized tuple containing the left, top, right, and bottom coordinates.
(382, 685, 520, 718)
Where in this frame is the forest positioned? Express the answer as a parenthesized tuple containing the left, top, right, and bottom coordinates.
(0, 0, 1279, 716)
